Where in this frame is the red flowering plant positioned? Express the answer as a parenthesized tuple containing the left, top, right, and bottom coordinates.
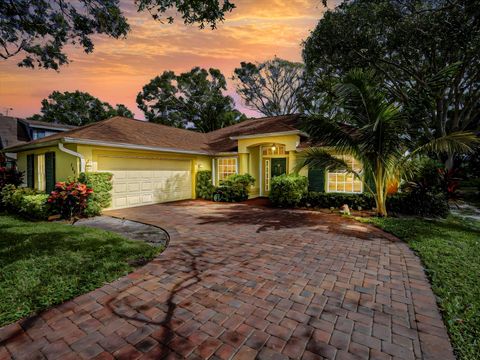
(47, 181, 94, 221)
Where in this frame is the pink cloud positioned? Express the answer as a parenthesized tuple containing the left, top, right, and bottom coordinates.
(0, 0, 337, 120)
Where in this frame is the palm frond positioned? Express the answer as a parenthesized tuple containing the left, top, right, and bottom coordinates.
(296, 148, 362, 179)
(412, 132, 479, 156)
(302, 115, 361, 155)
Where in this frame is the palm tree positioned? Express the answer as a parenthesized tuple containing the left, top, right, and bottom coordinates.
(298, 69, 478, 217)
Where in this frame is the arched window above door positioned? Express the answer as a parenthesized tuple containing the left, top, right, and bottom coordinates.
(262, 144, 285, 156)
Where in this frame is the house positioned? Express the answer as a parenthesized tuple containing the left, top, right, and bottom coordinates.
(3, 115, 364, 209)
(0, 115, 76, 164)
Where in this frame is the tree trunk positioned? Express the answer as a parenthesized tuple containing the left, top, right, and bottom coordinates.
(374, 167, 388, 217)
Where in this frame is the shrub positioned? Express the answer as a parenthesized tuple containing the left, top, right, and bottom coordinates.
(0, 167, 24, 190)
(387, 191, 449, 218)
(48, 181, 94, 220)
(269, 174, 308, 207)
(18, 194, 50, 220)
(1, 185, 49, 220)
(0, 184, 16, 211)
(78, 172, 113, 216)
(303, 190, 448, 217)
(303, 192, 375, 210)
(214, 174, 255, 202)
(196, 171, 215, 200)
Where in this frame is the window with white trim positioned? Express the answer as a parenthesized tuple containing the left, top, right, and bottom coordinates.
(327, 156, 363, 193)
(217, 158, 237, 182)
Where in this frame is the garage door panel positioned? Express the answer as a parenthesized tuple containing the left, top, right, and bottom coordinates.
(127, 195, 141, 205)
(114, 183, 127, 193)
(142, 181, 152, 191)
(115, 197, 127, 207)
(97, 156, 193, 210)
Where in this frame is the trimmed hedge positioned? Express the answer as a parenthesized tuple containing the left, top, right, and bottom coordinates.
(387, 191, 449, 218)
(269, 174, 308, 207)
(196, 170, 215, 200)
(303, 192, 375, 210)
(78, 172, 113, 216)
(214, 174, 255, 202)
(300, 190, 449, 217)
(1, 185, 49, 220)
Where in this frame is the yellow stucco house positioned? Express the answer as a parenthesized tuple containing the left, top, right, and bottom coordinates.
(5, 115, 365, 210)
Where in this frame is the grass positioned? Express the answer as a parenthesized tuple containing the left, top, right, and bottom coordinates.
(360, 215, 480, 360)
(0, 215, 163, 327)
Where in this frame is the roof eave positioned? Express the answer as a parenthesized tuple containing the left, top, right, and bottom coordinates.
(229, 130, 308, 140)
(2, 139, 62, 153)
(62, 137, 211, 155)
(28, 124, 74, 131)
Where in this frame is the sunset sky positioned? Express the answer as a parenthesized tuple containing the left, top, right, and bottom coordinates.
(0, 0, 337, 120)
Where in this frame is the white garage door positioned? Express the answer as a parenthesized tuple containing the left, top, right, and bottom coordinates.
(97, 156, 193, 209)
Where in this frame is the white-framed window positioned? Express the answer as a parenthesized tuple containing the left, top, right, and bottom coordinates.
(327, 156, 363, 193)
(217, 158, 237, 182)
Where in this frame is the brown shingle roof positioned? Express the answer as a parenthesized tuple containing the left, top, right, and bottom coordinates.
(5, 115, 308, 154)
(5, 117, 210, 153)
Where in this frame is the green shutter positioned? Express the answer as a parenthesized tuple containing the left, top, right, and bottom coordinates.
(27, 154, 34, 188)
(308, 165, 325, 192)
(45, 152, 56, 193)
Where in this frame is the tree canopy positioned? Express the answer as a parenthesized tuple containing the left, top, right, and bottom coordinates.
(0, 0, 235, 70)
(233, 58, 306, 116)
(299, 69, 478, 216)
(137, 67, 245, 132)
(303, 0, 480, 145)
(29, 91, 134, 126)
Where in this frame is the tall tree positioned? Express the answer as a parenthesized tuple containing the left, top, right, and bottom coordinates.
(303, 0, 480, 154)
(29, 91, 134, 126)
(233, 58, 306, 116)
(298, 69, 478, 217)
(137, 67, 245, 132)
(0, 0, 235, 70)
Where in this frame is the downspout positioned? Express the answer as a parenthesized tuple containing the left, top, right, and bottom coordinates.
(58, 142, 86, 173)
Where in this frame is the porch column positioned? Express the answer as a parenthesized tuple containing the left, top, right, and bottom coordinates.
(288, 151, 297, 173)
(238, 153, 249, 174)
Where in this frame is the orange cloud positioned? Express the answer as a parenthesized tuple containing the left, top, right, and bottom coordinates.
(0, 0, 337, 119)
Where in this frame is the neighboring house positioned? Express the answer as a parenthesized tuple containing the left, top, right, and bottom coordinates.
(4, 115, 365, 209)
(0, 115, 76, 164)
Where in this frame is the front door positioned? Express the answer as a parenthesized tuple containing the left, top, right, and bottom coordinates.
(271, 158, 287, 178)
(263, 157, 287, 195)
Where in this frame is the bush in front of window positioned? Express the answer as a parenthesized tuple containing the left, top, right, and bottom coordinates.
(303, 192, 375, 210)
(196, 171, 216, 200)
(0, 185, 50, 220)
(78, 172, 113, 216)
(214, 174, 255, 202)
(269, 174, 308, 208)
(303, 191, 448, 217)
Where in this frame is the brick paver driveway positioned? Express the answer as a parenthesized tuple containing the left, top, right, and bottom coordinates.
(0, 201, 454, 360)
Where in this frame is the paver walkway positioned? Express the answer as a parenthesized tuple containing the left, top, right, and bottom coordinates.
(0, 201, 454, 360)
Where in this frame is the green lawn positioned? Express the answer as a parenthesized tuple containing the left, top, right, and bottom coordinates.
(361, 215, 480, 360)
(0, 215, 162, 327)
